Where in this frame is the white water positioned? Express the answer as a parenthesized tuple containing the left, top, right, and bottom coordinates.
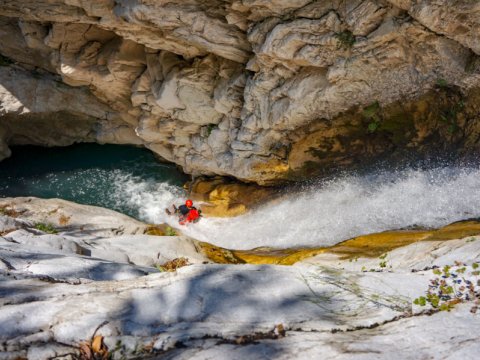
(112, 166, 480, 250)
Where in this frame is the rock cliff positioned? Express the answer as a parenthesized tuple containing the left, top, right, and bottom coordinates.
(1, 1, 480, 183)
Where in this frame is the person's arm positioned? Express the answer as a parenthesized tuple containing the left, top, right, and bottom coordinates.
(178, 205, 189, 215)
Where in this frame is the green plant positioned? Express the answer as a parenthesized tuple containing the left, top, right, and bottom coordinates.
(378, 253, 388, 268)
(205, 123, 217, 137)
(362, 101, 382, 133)
(413, 263, 480, 312)
(436, 78, 449, 88)
(335, 30, 355, 49)
(165, 226, 177, 236)
(34, 222, 58, 234)
(440, 100, 464, 134)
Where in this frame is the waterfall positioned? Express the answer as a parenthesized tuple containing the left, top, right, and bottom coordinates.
(114, 166, 480, 250)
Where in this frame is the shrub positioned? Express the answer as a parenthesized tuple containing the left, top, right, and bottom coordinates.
(436, 78, 449, 88)
(335, 30, 355, 49)
(413, 263, 480, 312)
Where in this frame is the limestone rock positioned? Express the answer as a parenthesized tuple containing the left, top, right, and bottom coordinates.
(0, 125, 10, 160)
(387, 0, 480, 54)
(0, 65, 140, 148)
(1, 1, 480, 183)
(1, 197, 480, 358)
(171, 303, 480, 359)
(188, 176, 276, 217)
(0, 197, 148, 238)
(255, 12, 343, 69)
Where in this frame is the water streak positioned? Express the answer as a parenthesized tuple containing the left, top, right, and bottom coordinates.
(114, 166, 480, 250)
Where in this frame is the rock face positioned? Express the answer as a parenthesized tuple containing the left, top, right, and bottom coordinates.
(188, 176, 276, 217)
(1, 197, 479, 358)
(1, 1, 480, 182)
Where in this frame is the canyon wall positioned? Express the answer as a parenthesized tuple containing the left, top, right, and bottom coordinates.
(0, 1, 480, 183)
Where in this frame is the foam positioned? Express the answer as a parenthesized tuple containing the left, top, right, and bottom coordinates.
(112, 166, 480, 250)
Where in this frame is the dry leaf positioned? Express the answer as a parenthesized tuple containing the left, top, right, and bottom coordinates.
(79, 342, 93, 360)
(91, 335, 103, 353)
(274, 324, 286, 337)
(59, 214, 71, 226)
(158, 257, 190, 272)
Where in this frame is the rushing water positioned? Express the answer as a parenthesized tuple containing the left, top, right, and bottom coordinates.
(0, 144, 188, 219)
(2, 145, 480, 250)
(130, 165, 480, 249)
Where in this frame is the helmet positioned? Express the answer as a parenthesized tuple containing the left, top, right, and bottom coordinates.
(185, 199, 193, 207)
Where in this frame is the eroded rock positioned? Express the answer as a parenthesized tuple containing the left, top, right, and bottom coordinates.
(188, 176, 276, 217)
(1, 1, 480, 183)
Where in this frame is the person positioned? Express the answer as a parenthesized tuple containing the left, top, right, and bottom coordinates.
(179, 205, 200, 225)
(168, 199, 201, 225)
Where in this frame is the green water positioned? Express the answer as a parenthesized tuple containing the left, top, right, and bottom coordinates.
(0, 144, 189, 218)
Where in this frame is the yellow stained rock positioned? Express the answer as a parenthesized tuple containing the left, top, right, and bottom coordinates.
(188, 177, 275, 217)
(197, 220, 480, 265)
(252, 159, 290, 183)
(327, 230, 432, 259)
(188, 177, 225, 200)
(430, 221, 480, 240)
(197, 241, 244, 264)
(144, 224, 180, 236)
(232, 248, 327, 265)
(201, 203, 247, 218)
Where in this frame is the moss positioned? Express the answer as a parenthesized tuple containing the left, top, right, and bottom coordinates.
(436, 78, 449, 88)
(362, 101, 381, 119)
(379, 112, 416, 146)
(34, 222, 58, 234)
(205, 123, 217, 137)
(144, 224, 181, 236)
(285, 84, 480, 184)
(335, 30, 355, 49)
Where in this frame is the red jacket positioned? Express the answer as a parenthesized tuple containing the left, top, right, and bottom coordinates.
(180, 208, 200, 225)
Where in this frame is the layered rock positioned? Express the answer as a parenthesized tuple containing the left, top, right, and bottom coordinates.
(1, 197, 479, 358)
(1, 1, 480, 183)
(188, 176, 276, 217)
